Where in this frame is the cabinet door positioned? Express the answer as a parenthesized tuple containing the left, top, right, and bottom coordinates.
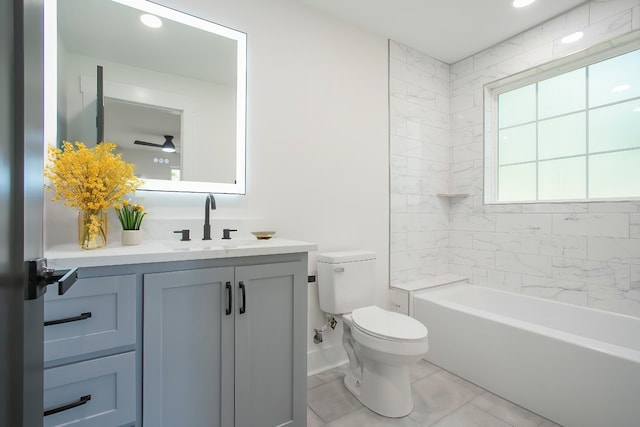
(143, 267, 234, 427)
(235, 261, 307, 427)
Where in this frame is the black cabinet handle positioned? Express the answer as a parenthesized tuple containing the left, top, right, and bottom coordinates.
(225, 282, 232, 315)
(239, 281, 246, 314)
(44, 312, 92, 327)
(44, 394, 91, 417)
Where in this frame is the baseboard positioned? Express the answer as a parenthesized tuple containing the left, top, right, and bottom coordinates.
(307, 343, 347, 376)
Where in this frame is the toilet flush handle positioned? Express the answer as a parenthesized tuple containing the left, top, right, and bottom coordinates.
(334, 267, 344, 272)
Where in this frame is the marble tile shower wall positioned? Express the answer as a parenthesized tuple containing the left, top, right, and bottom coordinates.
(390, 0, 640, 317)
(389, 41, 451, 284)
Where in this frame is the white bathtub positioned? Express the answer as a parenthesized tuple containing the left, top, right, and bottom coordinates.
(412, 283, 640, 427)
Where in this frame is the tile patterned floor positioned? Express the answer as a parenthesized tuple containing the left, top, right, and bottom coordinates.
(307, 361, 563, 427)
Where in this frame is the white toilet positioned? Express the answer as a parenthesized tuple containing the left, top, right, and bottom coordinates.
(317, 250, 428, 418)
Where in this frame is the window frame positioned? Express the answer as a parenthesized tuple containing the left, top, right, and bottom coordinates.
(483, 30, 640, 205)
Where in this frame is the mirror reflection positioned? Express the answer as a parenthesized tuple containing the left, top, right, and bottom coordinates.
(48, 0, 246, 193)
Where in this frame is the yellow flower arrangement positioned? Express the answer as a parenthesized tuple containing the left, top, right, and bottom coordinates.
(45, 141, 143, 249)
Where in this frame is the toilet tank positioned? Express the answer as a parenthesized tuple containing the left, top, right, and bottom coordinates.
(317, 250, 376, 314)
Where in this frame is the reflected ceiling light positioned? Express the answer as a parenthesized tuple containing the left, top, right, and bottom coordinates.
(561, 31, 584, 44)
(161, 135, 176, 153)
(512, 0, 536, 8)
(612, 84, 631, 93)
(140, 13, 162, 28)
(633, 106, 640, 113)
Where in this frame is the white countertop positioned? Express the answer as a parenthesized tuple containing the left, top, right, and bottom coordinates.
(46, 238, 317, 268)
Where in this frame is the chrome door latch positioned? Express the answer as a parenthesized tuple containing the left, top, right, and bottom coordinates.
(27, 258, 78, 300)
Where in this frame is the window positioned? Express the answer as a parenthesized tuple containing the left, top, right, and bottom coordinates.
(485, 45, 640, 203)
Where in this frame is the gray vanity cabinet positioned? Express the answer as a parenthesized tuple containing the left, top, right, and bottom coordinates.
(143, 258, 307, 427)
(43, 274, 137, 427)
(234, 262, 307, 427)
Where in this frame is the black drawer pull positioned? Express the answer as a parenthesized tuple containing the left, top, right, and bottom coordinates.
(239, 281, 246, 314)
(225, 282, 232, 315)
(44, 312, 92, 327)
(44, 394, 91, 417)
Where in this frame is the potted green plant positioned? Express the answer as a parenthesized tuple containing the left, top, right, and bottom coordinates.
(114, 201, 147, 245)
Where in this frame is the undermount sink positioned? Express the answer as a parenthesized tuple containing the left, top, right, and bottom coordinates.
(162, 238, 260, 251)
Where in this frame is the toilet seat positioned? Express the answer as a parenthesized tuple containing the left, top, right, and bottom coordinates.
(351, 305, 428, 342)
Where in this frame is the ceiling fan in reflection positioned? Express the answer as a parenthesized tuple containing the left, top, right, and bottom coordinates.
(134, 135, 176, 153)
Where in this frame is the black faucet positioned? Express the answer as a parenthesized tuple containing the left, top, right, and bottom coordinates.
(203, 193, 216, 240)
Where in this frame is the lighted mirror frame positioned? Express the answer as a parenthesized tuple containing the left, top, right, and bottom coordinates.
(44, 0, 247, 194)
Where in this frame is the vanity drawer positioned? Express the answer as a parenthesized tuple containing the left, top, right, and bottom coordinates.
(44, 351, 136, 427)
(44, 274, 136, 362)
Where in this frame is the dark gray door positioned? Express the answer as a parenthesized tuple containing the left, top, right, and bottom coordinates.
(0, 0, 45, 426)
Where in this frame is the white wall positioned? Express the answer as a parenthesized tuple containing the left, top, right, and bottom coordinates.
(44, 0, 390, 373)
(390, 0, 640, 318)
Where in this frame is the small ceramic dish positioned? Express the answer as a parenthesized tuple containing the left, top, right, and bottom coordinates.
(251, 231, 276, 240)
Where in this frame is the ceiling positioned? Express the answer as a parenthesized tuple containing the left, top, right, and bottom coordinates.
(298, 0, 588, 64)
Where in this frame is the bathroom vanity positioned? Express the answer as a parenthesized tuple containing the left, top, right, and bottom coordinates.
(43, 239, 316, 427)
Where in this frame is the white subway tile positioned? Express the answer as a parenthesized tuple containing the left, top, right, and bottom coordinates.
(452, 213, 496, 232)
(390, 232, 407, 253)
(587, 285, 640, 317)
(495, 213, 552, 234)
(630, 213, 640, 239)
(522, 274, 588, 306)
(389, 40, 406, 62)
(449, 231, 473, 248)
(521, 235, 587, 259)
(496, 251, 552, 276)
(631, 264, 640, 290)
(478, 202, 524, 214)
(588, 201, 640, 213)
(406, 194, 440, 213)
(496, 44, 553, 77)
(552, 9, 632, 59)
(390, 194, 407, 213)
(473, 232, 522, 252)
(390, 173, 420, 195)
(420, 213, 449, 232)
(588, 237, 640, 265)
(522, 203, 588, 214)
(552, 213, 629, 238)
(452, 141, 483, 163)
(584, 261, 630, 291)
(551, 257, 631, 289)
(407, 231, 438, 250)
(451, 248, 496, 269)
(589, 0, 639, 25)
(391, 213, 422, 233)
(473, 267, 522, 293)
(473, 35, 524, 71)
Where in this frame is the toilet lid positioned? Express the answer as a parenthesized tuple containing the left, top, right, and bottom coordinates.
(351, 306, 428, 342)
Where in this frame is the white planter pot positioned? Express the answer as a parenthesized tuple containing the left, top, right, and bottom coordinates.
(121, 230, 143, 246)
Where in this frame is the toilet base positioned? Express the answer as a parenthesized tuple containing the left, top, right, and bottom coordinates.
(344, 361, 414, 418)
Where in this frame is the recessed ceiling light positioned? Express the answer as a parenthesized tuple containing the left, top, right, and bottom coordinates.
(512, 0, 536, 8)
(612, 84, 631, 93)
(561, 31, 584, 44)
(140, 14, 162, 28)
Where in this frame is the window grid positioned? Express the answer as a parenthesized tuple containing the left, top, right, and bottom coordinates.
(496, 74, 640, 202)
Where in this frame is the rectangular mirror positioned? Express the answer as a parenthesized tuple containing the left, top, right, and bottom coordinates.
(44, 0, 246, 194)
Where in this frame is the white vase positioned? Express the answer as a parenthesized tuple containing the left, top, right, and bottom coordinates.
(121, 230, 143, 246)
